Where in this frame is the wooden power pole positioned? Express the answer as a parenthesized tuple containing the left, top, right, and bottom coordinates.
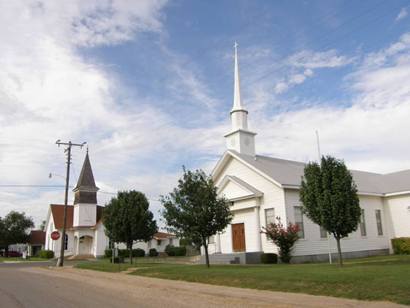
(55, 140, 86, 267)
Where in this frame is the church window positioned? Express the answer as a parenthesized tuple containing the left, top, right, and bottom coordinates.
(359, 209, 367, 236)
(169, 238, 173, 245)
(375, 210, 383, 236)
(157, 239, 162, 246)
(294, 206, 304, 239)
(265, 208, 275, 226)
(208, 236, 215, 244)
(64, 234, 68, 250)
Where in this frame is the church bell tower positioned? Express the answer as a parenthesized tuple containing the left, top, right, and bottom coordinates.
(73, 150, 98, 227)
(224, 42, 256, 156)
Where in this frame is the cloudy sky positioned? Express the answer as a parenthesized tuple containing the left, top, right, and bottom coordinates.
(1, 0, 410, 227)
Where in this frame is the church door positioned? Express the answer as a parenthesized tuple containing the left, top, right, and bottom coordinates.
(232, 223, 246, 252)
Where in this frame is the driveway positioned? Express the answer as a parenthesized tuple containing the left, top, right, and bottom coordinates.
(0, 266, 404, 308)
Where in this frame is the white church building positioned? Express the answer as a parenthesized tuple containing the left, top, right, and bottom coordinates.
(44, 152, 108, 258)
(44, 152, 180, 258)
(205, 44, 410, 264)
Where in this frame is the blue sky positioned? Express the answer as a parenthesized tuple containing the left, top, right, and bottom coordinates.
(1, 0, 410, 227)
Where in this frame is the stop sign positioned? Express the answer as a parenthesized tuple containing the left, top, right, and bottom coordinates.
(51, 231, 60, 240)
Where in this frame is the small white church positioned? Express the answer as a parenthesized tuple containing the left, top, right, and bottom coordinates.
(44, 152, 179, 258)
(205, 44, 410, 264)
(44, 152, 108, 258)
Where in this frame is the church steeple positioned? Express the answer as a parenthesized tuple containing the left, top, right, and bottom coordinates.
(233, 42, 243, 111)
(73, 151, 99, 205)
(224, 43, 256, 156)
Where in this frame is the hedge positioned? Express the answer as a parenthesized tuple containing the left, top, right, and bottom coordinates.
(260, 253, 278, 264)
(38, 250, 54, 259)
(149, 248, 159, 257)
(165, 245, 186, 256)
(391, 237, 410, 254)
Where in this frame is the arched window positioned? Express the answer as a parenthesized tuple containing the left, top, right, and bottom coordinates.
(64, 234, 68, 250)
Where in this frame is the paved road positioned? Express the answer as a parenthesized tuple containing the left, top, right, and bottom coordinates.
(0, 266, 405, 308)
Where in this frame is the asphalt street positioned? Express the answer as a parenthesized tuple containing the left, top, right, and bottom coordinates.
(0, 263, 405, 308)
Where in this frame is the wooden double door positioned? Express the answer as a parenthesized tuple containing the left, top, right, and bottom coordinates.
(232, 223, 246, 252)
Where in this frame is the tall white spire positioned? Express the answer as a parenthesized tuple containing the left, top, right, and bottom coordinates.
(224, 42, 256, 156)
(233, 41, 243, 111)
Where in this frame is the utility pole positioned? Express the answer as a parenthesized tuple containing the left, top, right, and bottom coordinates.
(55, 140, 86, 267)
(315, 130, 333, 265)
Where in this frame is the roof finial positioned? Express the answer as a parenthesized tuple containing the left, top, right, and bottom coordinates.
(233, 41, 242, 110)
(86, 145, 89, 154)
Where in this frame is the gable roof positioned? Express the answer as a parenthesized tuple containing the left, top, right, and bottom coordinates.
(29, 230, 46, 245)
(218, 175, 263, 201)
(153, 232, 176, 240)
(216, 150, 410, 196)
(50, 204, 104, 229)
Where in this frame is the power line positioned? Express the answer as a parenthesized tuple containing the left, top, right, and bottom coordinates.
(0, 184, 68, 188)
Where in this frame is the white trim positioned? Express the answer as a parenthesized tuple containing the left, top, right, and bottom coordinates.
(384, 190, 410, 197)
(213, 151, 283, 188)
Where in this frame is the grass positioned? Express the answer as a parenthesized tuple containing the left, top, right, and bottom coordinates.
(76, 258, 139, 272)
(75, 255, 410, 305)
(0, 257, 47, 262)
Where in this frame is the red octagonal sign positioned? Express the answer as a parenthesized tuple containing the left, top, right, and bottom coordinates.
(51, 231, 60, 240)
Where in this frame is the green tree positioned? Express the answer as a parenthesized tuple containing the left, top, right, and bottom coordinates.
(161, 168, 233, 268)
(39, 220, 46, 231)
(0, 211, 34, 257)
(103, 191, 157, 264)
(300, 156, 361, 266)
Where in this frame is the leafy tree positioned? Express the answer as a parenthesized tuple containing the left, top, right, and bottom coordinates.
(262, 217, 299, 263)
(103, 190, 157, 264)
(161, 168, 233, 268)
(0, 211, 34, 257)
(300, 156, 361, 266)
(39, 220, 46, 231)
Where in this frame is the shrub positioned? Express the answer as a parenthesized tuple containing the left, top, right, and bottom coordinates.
(392, 237, 410, 254)
(38, 250, 54, 259)
(149, 248, 158, 257)
(104, 249, 112, 258)
(262, 217, 299, 263)
(132, 248, 145, 257)
(260, 253, 278, 264)
(165, 244, 175, 256)
(165, 245, 186, 256)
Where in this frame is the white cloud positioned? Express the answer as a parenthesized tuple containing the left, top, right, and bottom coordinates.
(254, 33, 410, 174)
(395, 7, 408, 22)
(287, 49, 353, 69)
(273, 50, 353, 94)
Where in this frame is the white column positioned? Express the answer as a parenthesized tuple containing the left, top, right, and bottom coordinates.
(216, 233, 222, 253)
(76, 236, 80, 255)
(254, 206, 262, 251)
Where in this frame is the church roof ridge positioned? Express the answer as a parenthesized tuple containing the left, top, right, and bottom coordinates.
(227, 150, 410, 195)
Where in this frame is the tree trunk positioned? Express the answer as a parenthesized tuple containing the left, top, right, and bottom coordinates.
(5, 246, 8, 258)
(203, 241, 210, 268)
(128, 243, 133, 265)
(336, 237, 343, 266)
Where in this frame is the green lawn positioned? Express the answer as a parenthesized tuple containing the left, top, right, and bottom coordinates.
(0, 257, 47, 262)
(76, 259, 139, 272)
(76, 255, 410, 305)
